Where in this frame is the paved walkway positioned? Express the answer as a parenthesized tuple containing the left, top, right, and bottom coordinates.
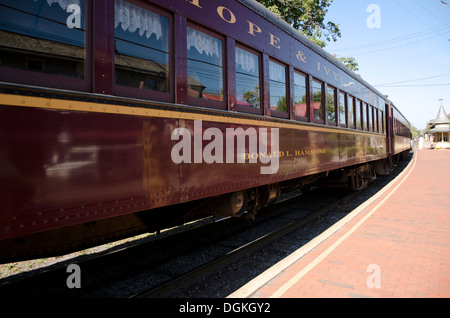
(229, 148, 450, 298)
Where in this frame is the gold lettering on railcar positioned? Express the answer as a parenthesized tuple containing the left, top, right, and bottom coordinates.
(269, 33, 281, 49)
(333, 72, 339, 81)
(316, 62, 346, 85)
(296, 50, 306, 63)
(217, 6, 236, 24)
(247, 20, 262, 36)
(244, 148, 326, 160)
(187, 0, 202, 9)
(186, 1, 283, 50)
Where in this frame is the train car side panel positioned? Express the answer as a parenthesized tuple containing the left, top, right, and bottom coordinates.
(0, 103, 180, 241)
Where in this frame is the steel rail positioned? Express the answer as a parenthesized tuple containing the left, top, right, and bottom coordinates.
(132, 191, 357, 298)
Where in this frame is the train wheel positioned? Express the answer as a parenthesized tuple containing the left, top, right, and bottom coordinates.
(207, 190, 248, 218)
(229, 190, 248, 217)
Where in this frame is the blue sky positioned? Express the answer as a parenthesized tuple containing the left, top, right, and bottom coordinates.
(323, 0, 450, 130)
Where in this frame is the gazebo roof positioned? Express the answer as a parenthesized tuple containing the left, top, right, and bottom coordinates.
(434, 105, 450, 125)
(425, 105, 450, 134)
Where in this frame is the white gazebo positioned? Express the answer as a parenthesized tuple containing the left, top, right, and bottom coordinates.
(428, 105, 450, 149)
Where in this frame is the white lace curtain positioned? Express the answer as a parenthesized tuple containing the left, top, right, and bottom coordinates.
(115, 0, 162, 40)
(236, 47, 258, 75)
(269, 61, 286, 83)
(187, 27, 220, 58)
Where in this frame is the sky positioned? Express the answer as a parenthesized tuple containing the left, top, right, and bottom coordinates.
(322, 0, 450, 130)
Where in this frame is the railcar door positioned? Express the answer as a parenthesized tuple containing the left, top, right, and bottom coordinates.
(385, 103, 394, 156)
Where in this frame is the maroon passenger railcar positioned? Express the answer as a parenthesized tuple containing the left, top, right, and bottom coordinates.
(0, 0, 411, 262)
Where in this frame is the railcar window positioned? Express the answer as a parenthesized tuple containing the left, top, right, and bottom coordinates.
(378, 109, 382, 132)
(235, 46, 260, 108)
(373, 106, 379, 132)
(348, 96, 355, 128)
(326, 86, 336, 124)
(368, 105, 373, 131)
(339, 92, 346, 127)
(114, 0, 170, 93)
(269, 60, 287, 113)
(312, 80, 324, 122)
(395, 120, 409, 137)
(187, 26, 224, 102)
(363, 103, 368, 130)
(374, 109, 379, 132)
(355, 100, 361, 129)
(380, 110, 384, 134)
(293, 71, 308, 118)
(0, 0, 85, 78)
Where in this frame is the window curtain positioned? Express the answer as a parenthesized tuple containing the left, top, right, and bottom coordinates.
(269, 61, 285, 82)
(115, 0, 162, 40)
(236, 48, 257, 75)
(187, 27, 219, 58)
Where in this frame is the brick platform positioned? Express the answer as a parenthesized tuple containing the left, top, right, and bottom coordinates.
(229, 148, 450, 298)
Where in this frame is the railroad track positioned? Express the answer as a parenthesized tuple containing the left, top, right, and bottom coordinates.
(132, 191, 358, 298)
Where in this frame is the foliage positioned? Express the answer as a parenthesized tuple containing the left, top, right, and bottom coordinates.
(338, 57, 359, 72)
(410, 125, 421, 139)
(255, 0, 341, 48)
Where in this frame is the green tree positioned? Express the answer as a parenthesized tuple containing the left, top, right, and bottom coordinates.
(255, 0, 341, 48)
(410, 125, 421, 140)
(338, 57, 359, 72)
